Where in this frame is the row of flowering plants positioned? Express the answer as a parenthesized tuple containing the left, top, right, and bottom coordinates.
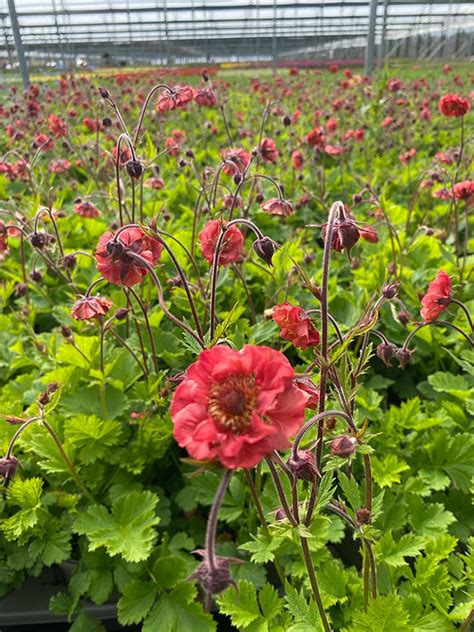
(0, 62, 473, 631)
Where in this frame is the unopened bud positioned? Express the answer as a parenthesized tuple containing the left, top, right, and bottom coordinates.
(188, 557, 235, 595)
(125, 160, 143, 179)
(61, 325, 72, 338)
(30, 270, 43, 283)
(102, 117, 112, 127)
(29, 232, 48, 249)
(98, 86, 110, 99)
(355, 507, 371, 524)
(38, 382, 59, 407)
(114, 307, 130, 320)
(338, 218, 360, 250)
(0, 455, 19, 479)
(4, 416, 26, 425)
(395, 347, 412, 368)
(330, 435, 357, 458)
(287, 450, 319, 482)
(61, 254, 77, 270)
(376, 342, 397, 367)
(283, 115, 291, 126)
(14, 282, 28, 297)
(397, 309, 410, 326)
(381, 282, 399, 299)
(252, 237, 278, 266)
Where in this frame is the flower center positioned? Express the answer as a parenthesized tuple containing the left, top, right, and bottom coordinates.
(208, 374, 257, 433)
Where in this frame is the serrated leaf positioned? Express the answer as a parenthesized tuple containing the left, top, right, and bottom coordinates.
(217, 580, 261, 628)
(407, 497, 456, 537)
(143, 582, 215, 632)
(117, 580, 156, 626)
(375, 532, 426, 568)
(74, 490, 159, 562)
(338, 471, 361, 511)
(372, 454, 410, 488)
(258, 583, 283, 620)
(345, 593, 410, 631)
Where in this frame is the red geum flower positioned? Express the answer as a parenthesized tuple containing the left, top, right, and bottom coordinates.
(221, 147, 251, 175)
(272, 302, 320, 349)
(71, 295, 113, 320)
(258, 138, 279, 163)
(144, 176, 164, 189)
(294, 376, 319, 410)
(48, 114, 67, 137)
(306, 127, 325, 147)
(435, 151, 454, 165)
(453, 180, 474, 202)
(74, 200, 101, 218)
(291, 150, 303, 170)
(260, 198, 293, 217)
(399, 148, 416, 163)
(49, 159, 71, 174)
(95, 226, 162, 286)
(359, 225, 379, 243)
(420, 270, 452, 322)
(438, 93, 470, 117)
(33, 133, 54, 151)
(156, 85, 195, 113)
(326, 117, 338, 134)
(199, 220, 243, 265)
(432, 188, 452, 201)
(170, 344, 307, 469)
(195, 88, 217, 107)
(381, 116, 394, 128)
(325, 144, 344, 156)
(0, 221, 8, 258)
(321, 215, 360, 252)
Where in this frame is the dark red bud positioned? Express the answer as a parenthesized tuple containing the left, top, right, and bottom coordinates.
(287, 450, 319, 482)
(330, 435, 356, 458)
(355, 507, 371, 524)
(395, 347, 412, 368)
(98, 86, 110, 99)
(114, 307, 130, 320)
(0, 455, 19, 480)
(376, 342, 397, 367)
(252, 237, 278, 266)
(125, 160, 143, 179)
(382, 282, 399, 299)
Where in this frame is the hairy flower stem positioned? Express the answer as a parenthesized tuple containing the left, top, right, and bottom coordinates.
(127, 252, 205, 348)
(209, 218, 264, 339)
(450, 298, 473, 332)
(205, 469, 233, 572)
(265, 457, 297, 526)
(402, 320, 473, 349)
(98, 320, 107, 418)
(133, 84, 171, 145)
(300, 537, 332, 632)
(6, 416, 95, 502)
(243, 470, 286, 586)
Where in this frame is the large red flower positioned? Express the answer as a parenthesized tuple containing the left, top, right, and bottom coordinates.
(95, 226, 162, 286)
(273, 303, 320, 349)
(258, 138, 279, 163)
(156, 85, 195, 113)
(453, 180, 474, 202)
(199, 220, 243, 265)
(71, 295, 112, 320)
(420, 270, 452, 322)
(438, 94, 470, 117)
(221, 148, 251, 175)
(171, 345, 307, 469)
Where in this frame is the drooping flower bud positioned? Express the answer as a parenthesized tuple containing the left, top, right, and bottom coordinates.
(395, 347, 412, 368)
(330, 435, 357, 458)
(376, 342, 397, 367)
(114, 307, 130, 320)
(125, 160, 144, 179)
(252, 237, 278, 266)
(0, 455, 19, 480)
(188, 554, 237, 595)
(283, 115, 292, 126)
(38, 382, 60, 407)
(98, 87, 110, 99)
(4, 416, 26, 425)
(61, 325, 72, 339)
(29, 232, 48, 249)
(337, 217, 360, 250)
(61, 254, 77, 270)
(381, 281, 400, 299)
(287, 450, 319, 482)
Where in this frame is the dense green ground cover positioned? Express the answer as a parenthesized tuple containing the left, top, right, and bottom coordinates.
(0, 63, 472, 631)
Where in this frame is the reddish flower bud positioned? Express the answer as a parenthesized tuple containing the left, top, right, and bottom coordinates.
(98, 87, 110, 99)
(188, 556, 235, 595)
(252, 237, 278, 266)
(355, 507, 371, 524)
(376, 342, 397, 367)
(0, 455, 19, 479)
(395, 348, 412, 368)
(125, 160, 144, 179)
(114, 307, 130, 320)
(287, 450, 319, 482)
(382, 282, 399, 299)
(330, 435, 356, 458)
(4, 416, 26, 425)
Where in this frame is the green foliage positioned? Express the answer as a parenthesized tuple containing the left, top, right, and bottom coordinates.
(74, 490, 159, 562)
